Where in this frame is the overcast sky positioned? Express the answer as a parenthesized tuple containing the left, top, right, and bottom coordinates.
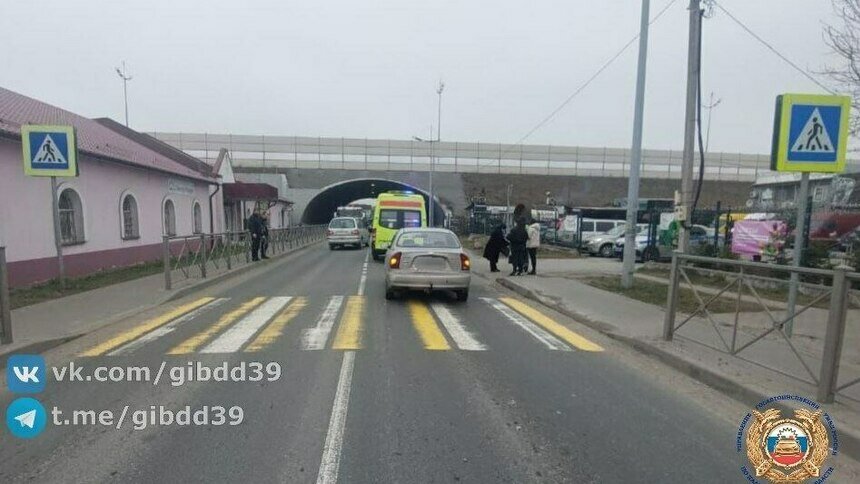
(0, 0, 849, 154)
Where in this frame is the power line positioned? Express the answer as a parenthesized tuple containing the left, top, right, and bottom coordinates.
(712, 1, 835, 94)
(508, 0, 680, 149)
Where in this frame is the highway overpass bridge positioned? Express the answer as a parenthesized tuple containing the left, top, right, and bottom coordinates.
(152, 132, 761, 224)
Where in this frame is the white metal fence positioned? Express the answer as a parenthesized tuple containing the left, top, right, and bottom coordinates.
(151, 132, 779, 181)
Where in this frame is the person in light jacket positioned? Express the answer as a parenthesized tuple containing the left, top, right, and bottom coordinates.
(526, 221, 541, 275)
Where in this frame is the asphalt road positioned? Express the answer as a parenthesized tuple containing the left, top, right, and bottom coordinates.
(1, 243, 842, 482)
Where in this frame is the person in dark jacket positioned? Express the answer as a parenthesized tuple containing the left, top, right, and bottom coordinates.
(260, 214, 270, 260)
(483, 224, 509, 272)
(507, 218, 529, 276)
(248, 209, 265, 261)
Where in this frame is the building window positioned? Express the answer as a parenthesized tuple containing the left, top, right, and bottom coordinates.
(812, 186, 826, 203)
(58, 188, 85, 245)
(163, 199, 176, 236)
(121, 194, 139, 239)
(192, 201, 203, 234)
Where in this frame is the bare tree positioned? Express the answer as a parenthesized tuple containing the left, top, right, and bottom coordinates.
(824, 0, 860, 136)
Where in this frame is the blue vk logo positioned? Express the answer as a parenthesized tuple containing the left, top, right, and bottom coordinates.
(6, 355, 46, 393)
(6, 397, 47, 439)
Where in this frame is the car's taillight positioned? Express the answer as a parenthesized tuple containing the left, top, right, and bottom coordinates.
(326, 229, 334, 236)
(460, 253, 471, 271)
(389, 252, 402, 269)
(351, 229, 360, 235)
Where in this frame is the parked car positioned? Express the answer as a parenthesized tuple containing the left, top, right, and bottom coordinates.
(614, 224, 715, 262)
(580, 218, 627, 242)
(327, 217, 369, 249)
(586, 224, 647, 257)
(384, 228, 471, 301)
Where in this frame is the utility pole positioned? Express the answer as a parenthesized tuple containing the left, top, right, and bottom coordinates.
(622, 0, 651, 289)
(115, 61, 133, 127)
(678, 0, 702, 252)
(432, 80, 444, 227)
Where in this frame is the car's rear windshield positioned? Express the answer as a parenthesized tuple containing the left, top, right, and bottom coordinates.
(396, 231, 460, 249)
(378, 209, 422, 229)
(329, 218, 356, 228)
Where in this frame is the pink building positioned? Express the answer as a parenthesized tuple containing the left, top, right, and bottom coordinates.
(0, 87, 219, 288)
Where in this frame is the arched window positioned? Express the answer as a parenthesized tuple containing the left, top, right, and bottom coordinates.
(58, 188, 85, 245)
(121, 194, 139, 239)
(192, 201, 203, 234)
(163, 199, 176, 236)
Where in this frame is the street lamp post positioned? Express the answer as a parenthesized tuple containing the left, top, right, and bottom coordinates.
(115, 61, 133, 127)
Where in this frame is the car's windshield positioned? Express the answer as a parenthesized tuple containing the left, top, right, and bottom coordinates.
(396, 231, 460, 248)
(329, 218, 356, 229)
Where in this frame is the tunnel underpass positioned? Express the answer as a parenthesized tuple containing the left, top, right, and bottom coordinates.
(301, 178, 447, 225)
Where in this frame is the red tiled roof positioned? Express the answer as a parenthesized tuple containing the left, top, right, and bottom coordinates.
(0, 87, 216, 182)
(222, 182, 280, 201)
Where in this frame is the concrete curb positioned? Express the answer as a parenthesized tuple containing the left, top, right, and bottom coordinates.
(495, 275, 860, 461)
(0, 241, 322, 359)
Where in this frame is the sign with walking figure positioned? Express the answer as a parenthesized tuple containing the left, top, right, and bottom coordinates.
(771, 94, 851, 173)
(21, 124, 78, 177)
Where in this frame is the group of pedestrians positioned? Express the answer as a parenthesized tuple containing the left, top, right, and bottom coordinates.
(482, 216, 541, 276)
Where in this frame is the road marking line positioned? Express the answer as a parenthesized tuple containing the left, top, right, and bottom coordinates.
(200, 297, 292, 353)
(499, 297, 604, 352)
(244, 297, 308, 352)
(409, 301, 451, 350)
(357, 251, 369, 296)
(108, 298, 230, 356)
(80, 297, 216, 357)
(316, 350, 356, 484)
(167, 297, 266, 355)
(430, 303, 486, 351)
(331, 296, 365, 350)
(302, 296, 345, 350)
(480, 297, 571, 351)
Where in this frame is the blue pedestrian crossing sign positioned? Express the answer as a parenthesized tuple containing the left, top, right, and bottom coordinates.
(771, 94, 851, 173)
(21, 124, 78, 177)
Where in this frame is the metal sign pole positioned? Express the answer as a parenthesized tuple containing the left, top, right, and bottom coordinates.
(786, 172, 810, 337)
(50, 176, 66, 289)
(0, 246, 12, 344)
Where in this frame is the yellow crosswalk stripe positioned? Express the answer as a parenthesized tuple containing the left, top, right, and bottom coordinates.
(80, 297, 215, 357)
(244, 297, 308, 352)
(331, 296, 365, 350)
(499, 297, 604, 352)
(408, 301, 450, 350)
(167, 297, 266, 354)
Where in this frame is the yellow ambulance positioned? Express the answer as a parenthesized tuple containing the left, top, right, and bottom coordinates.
(370, 191, 427, 260)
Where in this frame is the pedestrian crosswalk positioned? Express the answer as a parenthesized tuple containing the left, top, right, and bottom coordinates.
(79, 294, 604, 357)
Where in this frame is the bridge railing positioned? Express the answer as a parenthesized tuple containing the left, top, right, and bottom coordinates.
(149, 132, 782, 181)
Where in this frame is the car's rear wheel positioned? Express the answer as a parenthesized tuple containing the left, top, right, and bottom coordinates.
(329, 244, 335, 250)
(599, 244, 613, 258)
(455, 289, 469, 302)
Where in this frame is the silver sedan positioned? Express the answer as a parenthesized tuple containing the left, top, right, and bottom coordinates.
(384, 228, 471, 301)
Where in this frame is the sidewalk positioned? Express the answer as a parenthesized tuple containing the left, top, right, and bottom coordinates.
(0, 242, 320, 359)
(469, 252, 860, 460)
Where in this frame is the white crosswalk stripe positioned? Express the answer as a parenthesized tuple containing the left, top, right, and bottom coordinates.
(480, 297, 571, 351)
(200, 297, 292, 353)
(108, 298, 230, 356)
(302, 296, 345, 350)
(429, 303, 486, 351)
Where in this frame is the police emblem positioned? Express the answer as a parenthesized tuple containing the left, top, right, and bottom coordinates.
(745, 408, 830, 483)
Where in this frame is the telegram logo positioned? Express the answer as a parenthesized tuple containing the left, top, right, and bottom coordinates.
(6, 397, 47, 439)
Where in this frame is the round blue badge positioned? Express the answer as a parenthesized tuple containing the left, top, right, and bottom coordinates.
(5, 397, 47, 439)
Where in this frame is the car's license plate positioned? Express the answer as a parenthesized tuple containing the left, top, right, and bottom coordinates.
(414, 256, 447, 270)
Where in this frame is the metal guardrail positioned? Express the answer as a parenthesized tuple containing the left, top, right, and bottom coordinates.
(162, 225, 326, 290)
(150, 132, 781, 181)
(0, 246, 12, 344)
(662, 252, 856, 403)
